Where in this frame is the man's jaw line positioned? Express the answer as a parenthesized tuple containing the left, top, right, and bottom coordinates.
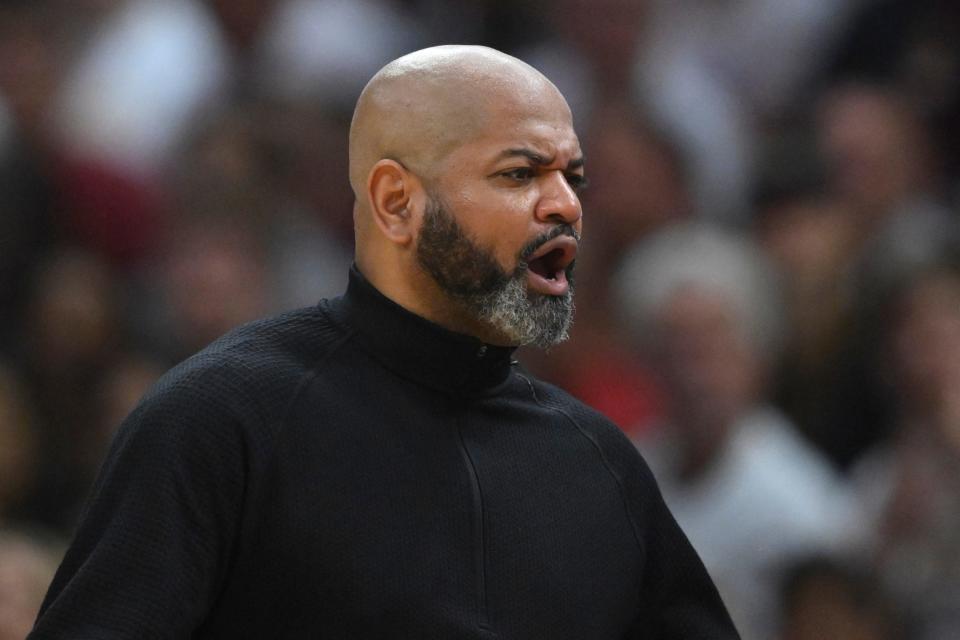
(415, 198, 577, 348)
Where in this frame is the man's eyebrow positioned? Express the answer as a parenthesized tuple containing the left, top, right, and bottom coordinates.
(497, 148, 585, 170)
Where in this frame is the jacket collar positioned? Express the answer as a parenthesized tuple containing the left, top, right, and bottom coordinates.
(327, 266, 516, 395)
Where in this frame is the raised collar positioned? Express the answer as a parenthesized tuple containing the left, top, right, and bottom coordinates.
(326, 266, 517, 396)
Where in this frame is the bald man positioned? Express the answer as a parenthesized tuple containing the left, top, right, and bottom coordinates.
(30, 47, 739, 639)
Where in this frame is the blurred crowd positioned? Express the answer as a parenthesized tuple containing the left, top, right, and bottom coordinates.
(2, 0, 960, 638)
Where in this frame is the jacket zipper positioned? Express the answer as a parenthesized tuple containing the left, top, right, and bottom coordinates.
(456, 419, 491, 631)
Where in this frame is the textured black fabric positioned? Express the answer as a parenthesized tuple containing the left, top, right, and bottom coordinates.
(30, 267, 739, 639)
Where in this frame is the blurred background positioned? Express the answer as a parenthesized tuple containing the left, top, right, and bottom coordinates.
(2, 0, 960, 638)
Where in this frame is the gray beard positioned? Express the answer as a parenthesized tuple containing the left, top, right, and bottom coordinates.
(415, 195, 576, 348)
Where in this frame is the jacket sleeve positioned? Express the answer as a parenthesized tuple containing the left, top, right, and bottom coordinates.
(630, 458, 741, 639)
(534, 383, 741, 639)
(29, 373, 250, 640)
(572, 405, 740, 639)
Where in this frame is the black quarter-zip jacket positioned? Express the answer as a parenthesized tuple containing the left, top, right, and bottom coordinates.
(31, 268, 739, 639)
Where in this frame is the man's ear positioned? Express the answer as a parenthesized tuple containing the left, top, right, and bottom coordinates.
(367, 159, 423, 246)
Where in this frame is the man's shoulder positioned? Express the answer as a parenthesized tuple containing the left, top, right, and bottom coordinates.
(519, 371, 638, 451)
(517, 370, 666, 515)
(193, 303, 344, 373)
(141, 304, 348, 427)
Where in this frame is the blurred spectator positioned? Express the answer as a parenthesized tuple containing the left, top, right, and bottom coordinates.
(819, 83, 953, 299)
(757, 83, 958, 469)
(752, 129, 872, 469)
(246, 101, 356, 243)
(53, 0, 231, 177)
(578, 102, 691, 271)
(139, 214, 271, 363)
(56, 158, 165, 268)
(232, 101, 355, 307)
(521, 0, 649, 120)
(21, 249, 118, 378)
(827, 0, 960, 178)
(614, 224, 862, 639)
(642, 0, 861, 118)
(54, 0, 428, 178)
(777, 555, 904, 640)
(852, 264, 960, 638)
(205, 0, 283, 54)
(635, 0, 861, 220)
(401, 0, 547, 52)
(0, 365, 38, 528)
(636, 0, 851, 222)
(831, 80, 952, 300)
(0, 2, 71, 145)
(773, 83, 957, 468)
(754, 133, 857, 415)
(0, 152, 57, 355)
(0, 530, 62, 640)
(18, 248, 120, 530)
(0, 3, 70, 353)
(253, 0, 425, 109)
(131, 98, 353, 363)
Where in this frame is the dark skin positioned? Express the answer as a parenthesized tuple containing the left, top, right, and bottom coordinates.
(349, 45, 586, 346)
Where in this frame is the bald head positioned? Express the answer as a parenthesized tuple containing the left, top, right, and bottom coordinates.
(348, 45, 568, 202)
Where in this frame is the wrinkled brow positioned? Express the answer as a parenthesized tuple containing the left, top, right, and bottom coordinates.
(497, 148, 585, 170)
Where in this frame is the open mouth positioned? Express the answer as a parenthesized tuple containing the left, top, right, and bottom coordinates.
(525, 235, 578, 294)
(528, 247, 568, 281)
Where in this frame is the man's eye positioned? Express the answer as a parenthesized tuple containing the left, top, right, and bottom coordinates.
(566, 174, 589, 192)
(502, 167, 534, 181)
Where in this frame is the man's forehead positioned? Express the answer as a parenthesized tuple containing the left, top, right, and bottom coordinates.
(467, 115, 582, 164)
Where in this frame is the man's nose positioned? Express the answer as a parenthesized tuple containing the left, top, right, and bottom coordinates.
(535, 171, 582, 225)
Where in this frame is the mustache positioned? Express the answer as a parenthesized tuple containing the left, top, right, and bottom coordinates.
(519, 224, 580, 262)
